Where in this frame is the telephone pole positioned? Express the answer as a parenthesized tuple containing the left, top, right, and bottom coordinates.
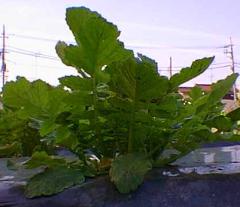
(169, 56, 173, 77)
(1, 25, 6, 89)
(224, 37, 237, 101)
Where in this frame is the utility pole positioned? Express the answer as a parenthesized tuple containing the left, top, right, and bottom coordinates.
(1, 25, 6, 89)
(169, 56, 172, 77)
(224, 37, 237, 101)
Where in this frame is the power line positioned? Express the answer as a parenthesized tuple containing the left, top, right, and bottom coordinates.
(159, 65, 230, 72)
(7, 33, 75, 45)
(211, 62, 232, 66)
(7, 33, 229, 51)
(6, 45, 234, 69)
(209, 65, 231, 69)
(158, 64, 231, 69)
(6, 56, 230, 73)
(5, 59, 72, 70)
(8, 33, 60, 42)
(5, 45, 233, 72)
(6, 49, 60, 62)
(7, 45, 59, 59)
(127, 44, 225, 50)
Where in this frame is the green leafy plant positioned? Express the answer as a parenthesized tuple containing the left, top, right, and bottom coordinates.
(110, 153, 152, 193)
(1, 6, 240, 196)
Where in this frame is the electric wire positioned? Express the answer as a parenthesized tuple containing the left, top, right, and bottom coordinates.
(8, 33, 229, 50)
(5, 60, 72, 70)
(6, 49, 60, 62)
(7, 46, 59, 59)
(8, 33, 61, 43)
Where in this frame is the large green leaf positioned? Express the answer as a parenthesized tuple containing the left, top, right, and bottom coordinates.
(25, 166, 85, 198)
(56, 7, 132, 76)
(136, 55, 169, 101)
(25, 151, 66, 169)
(227, 107, 240, 121)
(189, 86, 205, 101)
(3, 77, 68, 119)
(207, 73, 238, 106)
(55, 126, 78, 149)
(59, 75, 92, 91)
(110, 153, 152, 193)
(170, 57, 214, 90)
(108, 55, 169, 101)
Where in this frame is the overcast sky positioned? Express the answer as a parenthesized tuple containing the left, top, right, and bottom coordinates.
(0, 0, 240, 87)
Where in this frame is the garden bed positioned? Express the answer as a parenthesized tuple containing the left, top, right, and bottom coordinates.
(1, 167, 240, 207)
(2, 145, 240, 207)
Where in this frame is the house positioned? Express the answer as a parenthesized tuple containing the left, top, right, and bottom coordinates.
(179, 84, 238, 112)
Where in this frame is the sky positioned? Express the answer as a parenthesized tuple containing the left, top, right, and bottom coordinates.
(0, 0, 240, 88)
